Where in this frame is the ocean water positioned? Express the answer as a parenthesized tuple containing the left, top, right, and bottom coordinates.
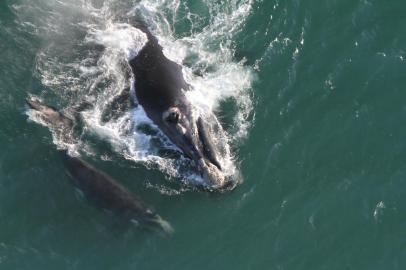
(1, 0, 406, 269)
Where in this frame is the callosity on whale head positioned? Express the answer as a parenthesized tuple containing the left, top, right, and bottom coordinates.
(159, 104, 229, 189)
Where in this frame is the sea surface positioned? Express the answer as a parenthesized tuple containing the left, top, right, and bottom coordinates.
(1, 0, 406, 269)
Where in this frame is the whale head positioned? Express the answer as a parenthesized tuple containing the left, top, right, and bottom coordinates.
(160, 105, 232, 190)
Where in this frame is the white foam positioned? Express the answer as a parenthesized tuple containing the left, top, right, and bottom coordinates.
(85, 22, 148, 60)
(19, 0, 254, 188)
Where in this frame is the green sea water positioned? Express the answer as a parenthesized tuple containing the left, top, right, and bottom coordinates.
(1, 0, 406, 269)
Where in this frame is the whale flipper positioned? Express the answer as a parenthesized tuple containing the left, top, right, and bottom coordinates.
(197, 117, 222, 170)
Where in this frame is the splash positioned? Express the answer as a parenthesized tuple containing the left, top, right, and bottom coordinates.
(17, 0, 254, 190)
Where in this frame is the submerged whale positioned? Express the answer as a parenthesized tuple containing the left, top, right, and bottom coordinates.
(62, 152, 173, 234)
(26, 98, 173, 234)
(130, 22, 230, 189)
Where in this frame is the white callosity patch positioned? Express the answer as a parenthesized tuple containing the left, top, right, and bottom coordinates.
(17, 0, 254, 189)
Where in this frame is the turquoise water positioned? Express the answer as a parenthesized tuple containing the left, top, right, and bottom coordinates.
(1, 0, 406, 269)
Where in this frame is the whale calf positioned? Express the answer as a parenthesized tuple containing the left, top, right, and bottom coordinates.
(26, 98, 173, 234)
(62, 152, 173, 234)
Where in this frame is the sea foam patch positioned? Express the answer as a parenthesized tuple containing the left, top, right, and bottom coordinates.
(18, 0, 254, 190)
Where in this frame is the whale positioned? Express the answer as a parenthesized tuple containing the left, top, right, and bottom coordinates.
(62, 152, 173, 234)
(129, 22, 230, 189)
(26, 98, 173, 234)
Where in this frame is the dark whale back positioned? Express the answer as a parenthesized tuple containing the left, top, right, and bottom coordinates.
(129, 26, 190, 120)
(62, 153, 173, 233)
(62, 153, 151, 217)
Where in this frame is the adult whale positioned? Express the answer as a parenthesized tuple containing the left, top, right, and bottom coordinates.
(26, 98, 173, 234)
(130, 22, 230, 189)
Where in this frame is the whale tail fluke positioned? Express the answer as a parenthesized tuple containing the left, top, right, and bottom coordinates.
(26, 96, 93, 127)
(25, 97, 74, 129)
